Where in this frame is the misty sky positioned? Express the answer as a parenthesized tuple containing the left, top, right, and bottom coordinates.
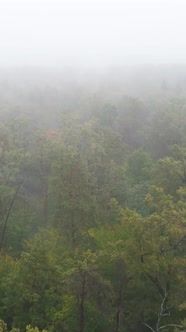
(0, 0, 185, 67)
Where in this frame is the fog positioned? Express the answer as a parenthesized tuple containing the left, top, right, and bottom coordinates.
(0, 0, 186, 67)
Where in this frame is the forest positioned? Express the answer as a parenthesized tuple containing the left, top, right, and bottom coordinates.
(0, 66, 186, 332)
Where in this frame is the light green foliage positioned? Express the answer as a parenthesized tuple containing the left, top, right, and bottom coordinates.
(0, 320, 8, 332)
(91, 187, 186, 330)
(152, 144, 186, 198)
(26, 325, 47, 332)
(0, 320, 49, 332)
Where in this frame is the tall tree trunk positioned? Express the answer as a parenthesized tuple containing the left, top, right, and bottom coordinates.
(39, 148, 48, 225)
(79, 276, 86, 332)
(0, 181, 23, 250)
(115, 282, 122, 332)
(69, 164, 76, 247)
(115, 305, 120, 332)
(71, 210, 76, 247)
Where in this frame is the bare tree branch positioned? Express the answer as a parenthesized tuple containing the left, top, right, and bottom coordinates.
(156, 292, 169, 331)
(159, 324, 183, 330)
(143, 323, 156, 332)
(143, 291, 183, 332)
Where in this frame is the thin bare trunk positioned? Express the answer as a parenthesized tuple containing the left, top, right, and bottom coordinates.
(79, 276, 86, 332)
(39, 148, 48, 225)
(115, 282, 122, 332)
(0, 180, 23, 250)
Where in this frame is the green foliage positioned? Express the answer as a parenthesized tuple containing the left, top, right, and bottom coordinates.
(1, 75, 186, 331)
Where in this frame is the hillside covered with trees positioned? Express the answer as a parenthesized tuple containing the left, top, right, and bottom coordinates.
(0, 66, 185, 332)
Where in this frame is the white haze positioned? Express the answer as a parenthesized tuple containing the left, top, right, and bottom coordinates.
(0, 0, 186, 67)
